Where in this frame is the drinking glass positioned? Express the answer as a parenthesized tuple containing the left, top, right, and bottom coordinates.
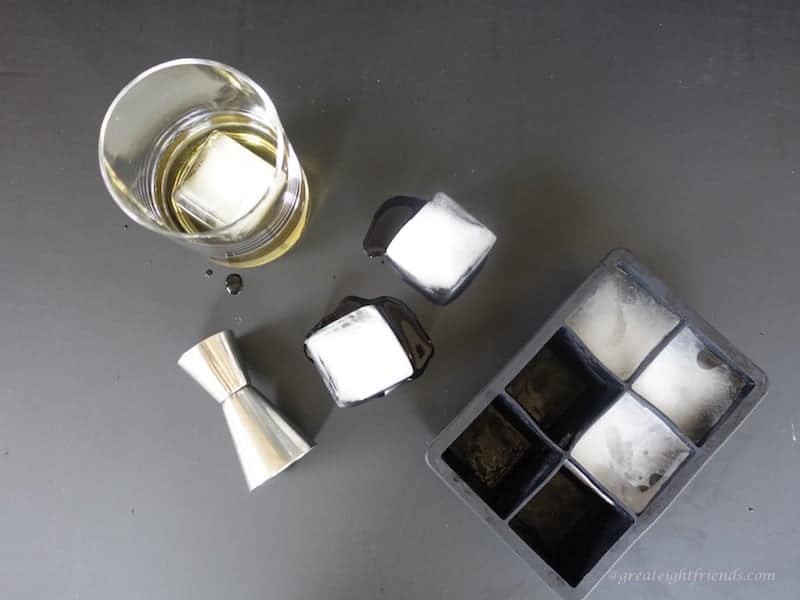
(99, 58, 309, 267)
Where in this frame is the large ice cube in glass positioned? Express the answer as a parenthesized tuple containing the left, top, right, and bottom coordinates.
(173, 131, 277, 229)
(364, 193, 496, 304)
(566, 269, 679, 379)
(570, 393, 690, 514)
(633, 327, 749, 444)
(304, 297, 433, 407)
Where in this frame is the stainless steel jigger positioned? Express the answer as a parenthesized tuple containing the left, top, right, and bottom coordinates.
(178, 331, 312, 491)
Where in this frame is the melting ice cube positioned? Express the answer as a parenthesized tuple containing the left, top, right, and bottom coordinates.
(304, 304, 415, 407)
(373, 193, 496, 304)
(633, 327, 748, 444)
(566, 269, 680, 379)
(173, 131, 276, 229)
(570, 393, 690, 514)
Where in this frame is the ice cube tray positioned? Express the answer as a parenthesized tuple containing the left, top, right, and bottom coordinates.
(426, 248, 768, 599)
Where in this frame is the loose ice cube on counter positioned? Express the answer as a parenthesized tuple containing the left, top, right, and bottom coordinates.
(304, 297, 433, 407)
(570, 393, 690, 514)
(566, 269, 680, 379)
(633, 327, 749, 444)
(364, 193, 496, 304)
(173, 131, 276, 230)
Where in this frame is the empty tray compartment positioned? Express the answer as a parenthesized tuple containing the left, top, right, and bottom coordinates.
(633, 327, 754, 445)
(505, 328, 624, 449)
(566, 267, 680, 380)
(570, 393, 692, 514)
(443, 397, 561, 517)
(509, 465, 633, 587)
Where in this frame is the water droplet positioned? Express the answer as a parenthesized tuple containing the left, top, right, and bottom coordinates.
(204, 268, 214, 278)
(225, 273, 243, 295)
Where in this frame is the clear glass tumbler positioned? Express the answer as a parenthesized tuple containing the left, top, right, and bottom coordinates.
(99, 59, 309, 267)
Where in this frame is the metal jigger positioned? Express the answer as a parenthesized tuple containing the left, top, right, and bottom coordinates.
(178, 331, 312, 491)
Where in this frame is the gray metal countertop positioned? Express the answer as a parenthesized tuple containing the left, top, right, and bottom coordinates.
(1, 2, 797, 599)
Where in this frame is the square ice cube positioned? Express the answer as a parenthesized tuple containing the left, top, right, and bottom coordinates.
(570, 393, 690, 514)
(566, 269, 680, 379)
(304, 305, 414, 406)
(633, 327, 748, 444)
(173, 131, 277, 229)
(385, 193, 496, 303)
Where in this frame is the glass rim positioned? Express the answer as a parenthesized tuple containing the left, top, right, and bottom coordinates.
(98, 57, 288, 242)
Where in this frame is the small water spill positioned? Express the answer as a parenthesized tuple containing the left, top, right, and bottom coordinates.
(225, 273, 243, 295)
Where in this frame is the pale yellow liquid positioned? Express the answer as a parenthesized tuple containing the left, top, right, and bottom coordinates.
(154, 113, 309, 267)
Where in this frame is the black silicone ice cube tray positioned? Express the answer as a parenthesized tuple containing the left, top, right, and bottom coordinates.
(426, 248, 768, 599)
